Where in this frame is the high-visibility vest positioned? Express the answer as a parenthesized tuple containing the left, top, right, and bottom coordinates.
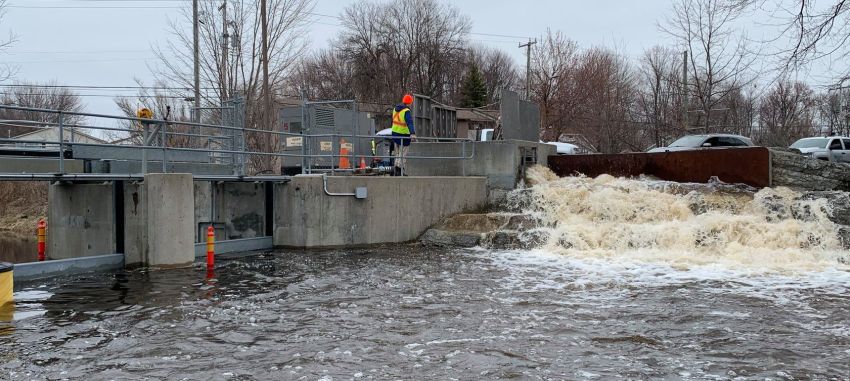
(391, 107, 411, 135)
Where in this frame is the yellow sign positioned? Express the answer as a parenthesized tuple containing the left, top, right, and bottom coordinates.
(136, 108, 153, 119)
(286, 136, 303, 147)
(319, 141, 333, 151)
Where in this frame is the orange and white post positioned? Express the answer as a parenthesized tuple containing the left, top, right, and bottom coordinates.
(206, 226, 215, 269)
(37, 219, 46, 262)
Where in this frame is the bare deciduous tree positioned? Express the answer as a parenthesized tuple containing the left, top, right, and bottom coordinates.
(574, 47, 641, 153)
(112, 80, 200, 147)
(530, 30, 579, 142)
(0, 82, 84, 138)
(145, 0, 314, 174)
(661, 0, 758, 132)
(336, 0, 471, 104)
(0, 0, 18, 82)
(734, 0, 850, 80)
(757, 80, 817, 146)
(461, 46, 519, 105)
(637, 46, 683, 148)
(292, 48, 356, 101)
(816, 90, 850, 136)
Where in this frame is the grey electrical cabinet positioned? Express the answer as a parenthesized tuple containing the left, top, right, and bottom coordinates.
(279, 105, 374, 174)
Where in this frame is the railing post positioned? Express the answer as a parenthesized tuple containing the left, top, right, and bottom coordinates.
(207, 137, 213, 163)
(57, 111, 65, 174)
(240, 127, 246, 176)
(230, 133, 237, 175)
(330, 135, 336, 175)
(161, 121, 167, 173)
(461, 140, 467, 177)
(300, 101, 307, 174)
(142, 122, 148, 174)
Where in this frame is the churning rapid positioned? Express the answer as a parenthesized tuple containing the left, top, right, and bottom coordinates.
(3, 170, 850, 379)
(515, 166, 850, 272)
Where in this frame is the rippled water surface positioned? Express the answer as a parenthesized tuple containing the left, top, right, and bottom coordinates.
(2, 246, 849, 380)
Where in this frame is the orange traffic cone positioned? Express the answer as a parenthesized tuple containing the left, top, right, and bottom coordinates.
(339, 139, 351, 169)
(359, 157, 367, 169)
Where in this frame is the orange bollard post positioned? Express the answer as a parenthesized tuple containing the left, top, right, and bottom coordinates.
(338, 139, 351, 169)
(206, 226, 215, 269)
(37, 219, 46, 262)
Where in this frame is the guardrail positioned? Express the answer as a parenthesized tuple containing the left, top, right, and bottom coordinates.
(0, 104, 474, 178)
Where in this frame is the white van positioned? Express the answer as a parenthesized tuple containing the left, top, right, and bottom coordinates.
(543, 141, 580, 155)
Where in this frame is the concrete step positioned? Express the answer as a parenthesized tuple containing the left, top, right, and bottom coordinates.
(420, 212, 548, 249)
(438, 213, 541, 233)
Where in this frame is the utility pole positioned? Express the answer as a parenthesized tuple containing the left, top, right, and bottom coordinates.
(681, 50, 688, 131)
(519, 39, 537, 100)
(220, 0, 229, 102)
(260, 0, 271, 167)
(193, 0, 201, 123)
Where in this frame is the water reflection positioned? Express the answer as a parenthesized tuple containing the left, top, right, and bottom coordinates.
(2, 248, 848, 379)
(0, 234, 37, 263)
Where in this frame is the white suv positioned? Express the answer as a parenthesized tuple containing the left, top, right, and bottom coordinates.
(789, 136, 850, 163)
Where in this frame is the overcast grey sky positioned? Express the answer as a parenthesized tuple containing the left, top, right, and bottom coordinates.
(0, 0, 833, 116)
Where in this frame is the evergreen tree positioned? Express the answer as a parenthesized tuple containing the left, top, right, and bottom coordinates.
(460, 63, 488, 108)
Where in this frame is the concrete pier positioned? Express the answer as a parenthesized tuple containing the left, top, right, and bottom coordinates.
(274, 175, 487, 248)
(47, 182, 116, 260)
(142, 173, 195, 267)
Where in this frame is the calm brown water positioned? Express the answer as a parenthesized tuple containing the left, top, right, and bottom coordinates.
(2, 246, 849, 380)
(0, 234, 37, 264)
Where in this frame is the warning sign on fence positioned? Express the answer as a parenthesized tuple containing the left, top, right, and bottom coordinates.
(319, 141, 332, 151)
(286, 137, 303, 147)
(341, 142, 353, 150)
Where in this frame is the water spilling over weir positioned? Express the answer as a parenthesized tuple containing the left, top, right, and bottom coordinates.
(2, 168, 850, 379)
(514, 166, 850, 272)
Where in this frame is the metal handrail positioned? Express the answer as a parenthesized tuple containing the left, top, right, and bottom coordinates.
(0, 103, 480, 177)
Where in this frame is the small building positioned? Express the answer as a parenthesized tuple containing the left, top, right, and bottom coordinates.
(10, 126, 107, 148)
(457, 109, 499, 140)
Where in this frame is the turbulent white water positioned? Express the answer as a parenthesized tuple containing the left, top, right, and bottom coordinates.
(516, 166, 850, 272)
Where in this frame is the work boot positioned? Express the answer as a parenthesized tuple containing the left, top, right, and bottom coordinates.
(393, 166, 401, 177)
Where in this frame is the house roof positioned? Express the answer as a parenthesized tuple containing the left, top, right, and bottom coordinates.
(12, 126, 107, 144)
(457, 109, 499, 122)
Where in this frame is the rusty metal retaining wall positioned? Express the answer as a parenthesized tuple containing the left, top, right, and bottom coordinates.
(548, 147, 772, 188)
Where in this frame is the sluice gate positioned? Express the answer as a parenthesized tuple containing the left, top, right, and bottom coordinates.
(547, 147, 772, 188)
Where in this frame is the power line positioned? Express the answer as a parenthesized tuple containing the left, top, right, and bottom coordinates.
(0, 84, 219, 91)
(7, 5, 180, 9)
(2, 58, 156, 64)
(3, 49, 151, 54)
(0, 92, 194, 99)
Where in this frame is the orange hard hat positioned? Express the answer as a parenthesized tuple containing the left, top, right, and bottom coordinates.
(402, 94, 414, 104)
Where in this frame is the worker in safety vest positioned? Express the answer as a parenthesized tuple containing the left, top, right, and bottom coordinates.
(391, 93, 416, 176)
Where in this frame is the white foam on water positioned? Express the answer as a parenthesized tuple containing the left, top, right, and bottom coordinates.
(514, 166, 850, 276)
(477, 247, 850, 298)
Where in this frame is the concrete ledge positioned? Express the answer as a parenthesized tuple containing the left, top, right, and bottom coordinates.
(73, 145, 212, 163)
(0, 157, 85, 173)
(194, 237, 273, 258)
(12, 254, 124, 282)
(274, 175, 488, 248)
(407, 140, 555, 189)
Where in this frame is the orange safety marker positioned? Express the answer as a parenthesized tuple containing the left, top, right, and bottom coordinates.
(206, 226, 215, 269)
(359, 157, 367, 169)
(37, 219, 46, 262)
(339, 139, 351, 169)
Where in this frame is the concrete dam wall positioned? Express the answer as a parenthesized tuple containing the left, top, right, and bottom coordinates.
(45, 174, 488, 268)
